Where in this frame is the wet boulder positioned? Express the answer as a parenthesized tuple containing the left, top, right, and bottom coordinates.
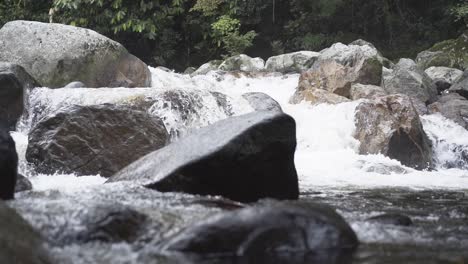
(15, 173, 32, 193)
(428, 93, 468, 130)
(291, 43, 383, 103)
(416, 32, 468, 70)
(382, 59, 437, 114)
(0, 201, 53, 263)
(424, 66, 463, 93)
(448, 70, 468, 99)
(350, 83, 387, 100)
(354, 94, 433, 170)
(108, 111, 299, 203)
(0, 62, 39, 130)
(0, 129, 17, 200)
(26, 104, 169, 177)
(242, 92, 282, 112)
(290, 85, 350, 105)
(367, 213, 413, 226)
(192, 60, 223, 75)
(265, 51, 319, 73)
(0, 20, 151, 88)
(63, 81, 86, 89)
(161, 202, 358, 255)
(218, 54, 265, 72)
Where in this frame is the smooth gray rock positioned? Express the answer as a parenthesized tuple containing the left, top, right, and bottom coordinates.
(192, 60, 223, 75)
(15, 173, 32, 193)
(0, 201, 53, 263)
(161, 202, 358, 255)
(382, 59, 437, 114)
(428, 93, 468, 129)
(0, 62, 39, 130)
(242, 92, 282, 112)
(108, 111, 299, 203)
(265, 51, 319, 73)
(0, 20, 151, 88)
(0, 129, 17, 200)
(63, 81, 86, 88)
(425, 66, 463, 93)
(368, 213, 413, 226)
(218, 55, 265, 72)
(26, 104, 169, 177)
(448, 70, 468, 99)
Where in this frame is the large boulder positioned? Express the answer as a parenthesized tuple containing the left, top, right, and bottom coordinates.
(290, 85, 350, 105)
(382, 59, 437, 114)
(0, 62, 39, 130)
(161, 202, 358, 255)
(242, 92, 282, 112)
(218, 54, 265, 72)
(354, 94, 433, 170)
(424, 66, 463, 93)
(0, 20, 151, 88)
(350, 83, 387, 101)
(108, 111, 299, 203)
(416, 32, 468, 70)
(26, 104, 169, 177)
(291, 43, 383, 103)
(265, 51, 320, 73)
(192, 60, 223, 75)
(428, 93, 468, 130)
(0, 129, 17, 200)
(448, 70, 468, 99)
(0, 202, 53, 263)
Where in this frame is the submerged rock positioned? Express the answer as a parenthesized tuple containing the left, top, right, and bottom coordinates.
(0, 129, 17, 200)
(368, 213, 413, 226)
(26, 104, 169, 177)
(108, 111, 299, 203)
(428, 93, 468, 130)
(0, 20, 151, 88)
(0, 201, 53, 263)
(218, 54, 265, 72)
(160, 202, 358, 255)
(382, 59, 437, 114)
(242, 92, 282, 112)
(424, 66, 463, 93)
(350, 83, 387, 100)
(265, 51, 319, 73)
(354, 94, 433, 170)
(15, 173, 32, 193)
(291, 43, 383, 103)
(0, 62, 39, 130)
(416, 32, 468, 70)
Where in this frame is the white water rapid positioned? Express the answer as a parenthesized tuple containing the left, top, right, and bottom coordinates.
(12, 67, 468, 192)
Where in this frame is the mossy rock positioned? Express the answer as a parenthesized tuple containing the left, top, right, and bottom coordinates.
(416, 33, 468, 70)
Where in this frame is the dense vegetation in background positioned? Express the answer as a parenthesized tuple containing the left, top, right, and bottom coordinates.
(0, 0, 467, 70)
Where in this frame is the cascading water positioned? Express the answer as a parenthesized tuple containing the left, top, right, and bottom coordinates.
(9, 67, 468, 263)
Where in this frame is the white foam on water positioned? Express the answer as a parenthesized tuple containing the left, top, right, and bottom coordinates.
(13, 67, 468, 192)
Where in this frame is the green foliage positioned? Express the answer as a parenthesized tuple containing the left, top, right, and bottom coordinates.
(0, 0, 51, 27)
(211, 15, 256, 55)
(452, 2, 468, 26)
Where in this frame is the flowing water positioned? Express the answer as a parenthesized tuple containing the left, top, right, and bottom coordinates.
(8, 68, 468, 263)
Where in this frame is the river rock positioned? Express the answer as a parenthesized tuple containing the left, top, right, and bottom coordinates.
(26, 104, 169, 177)
(350, 83, 387, 100)
(290, 86, 350, 105)
(425, 66, 463, 93)
(15, 173, 32, 193)
(0, 129, 17, 200)
(354, 94, 433, 170)
(0, 202, 53, 263)
(108, 111, 298, 203)
(416, 32, 468, 70)
(192, 60, 223, 75)
(448, 70, 468, 99)
(218, 54, 265, 72)
(161, 202, 358, 255)
(382, 59, 437, 114)
(0, 20, 151, 88)
(265, 51, 319, 73)
(0, 62, 39, 130)
(368, 213, 413, 226)
(63, 81, 86, 89)
(428, 93, 468, 129)
(242, 92, 282, 112)
(291, 43, 383, 102)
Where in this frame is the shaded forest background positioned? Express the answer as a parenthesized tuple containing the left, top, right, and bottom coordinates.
(1, 0, 467, 71)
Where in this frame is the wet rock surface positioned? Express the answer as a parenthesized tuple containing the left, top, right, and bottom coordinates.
(428, 93, 468, 129)
(265, 51, 319, 73)
(242, 92, 282, 112)
(0, 129, 17, 200)
(15, 173, 32, 193)
(367, 213, 413, 226)
(108, 111, 299, 203)
(26, 104, 169, 177)
(448, 70, 468, 99)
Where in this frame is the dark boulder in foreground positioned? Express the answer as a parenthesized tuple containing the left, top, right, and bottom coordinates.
(0, 201, 53, 263)
(0, 62, 39, 130)
(108, 111, 299, 203)
(368, 213, 413, 226)
(354, 94, 433, 170)
(0, 20, 151, 88)
(0, 129, 17, 200)
(15, 173, 32, 193)
(26, 104, 169, 177)
(161, 202, 358, 256)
